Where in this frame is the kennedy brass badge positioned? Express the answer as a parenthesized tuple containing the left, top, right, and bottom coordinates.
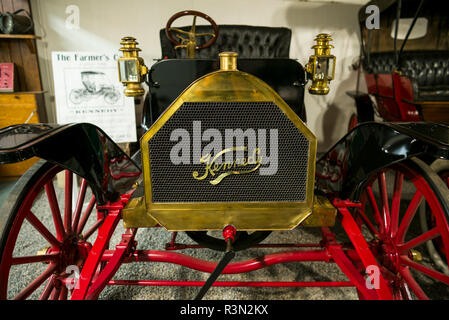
(193, 147, 262, 185)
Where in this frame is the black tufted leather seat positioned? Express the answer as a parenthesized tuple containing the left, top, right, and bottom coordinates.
(363, 51, 449, 101)
(138, 24, 305, 138)
(160, 25, 291, 59)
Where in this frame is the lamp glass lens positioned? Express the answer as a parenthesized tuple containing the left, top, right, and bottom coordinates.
(315, 57, 334, 80)
(119, 59, 139, 82)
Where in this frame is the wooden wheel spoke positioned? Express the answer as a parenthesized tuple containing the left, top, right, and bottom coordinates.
(44, 181, 65, 241)
(25, 211, 61, 248)
(366, 186, 384, 233)
(356, 208, 379, 236)
(77, 196, 96, 235)
(49, 285, 62, 300)
(397, 191, 423, 243)
(39, 275, 56, 300)
(11, 253, 59, 265)
(64, 171, 73, 234)
(59, 286, 68, 300)
(390, 171, 403, 237)
(398, 282, 413, 300)
(82, 219, 104, 241)
(72, 179, 88, 233)
(378, 172, 391, 233)
(399, 267, 429, 300)
(14, 263, 58, 300)
(398, 227, 440, 254)
(400, 256, 449, 285)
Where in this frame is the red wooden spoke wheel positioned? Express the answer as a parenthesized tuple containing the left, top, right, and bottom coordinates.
(354, 158, 449, 299)
(0, 160, 102, 300)
(417, 159, 449, 276)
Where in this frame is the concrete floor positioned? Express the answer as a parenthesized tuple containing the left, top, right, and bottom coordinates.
(1, 171, 448, 300)
(98, 227, 358, 300)
(0, 180, 17, 209)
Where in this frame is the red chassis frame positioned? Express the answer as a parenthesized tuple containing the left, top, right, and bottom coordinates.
(68, 194, 393, 300)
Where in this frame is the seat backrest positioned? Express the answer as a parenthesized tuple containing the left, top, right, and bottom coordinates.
(363, 50, 449, 100)
(363, 51, 449, 87)
(160, 25, 291, 59)
(143, 59, 306, 131)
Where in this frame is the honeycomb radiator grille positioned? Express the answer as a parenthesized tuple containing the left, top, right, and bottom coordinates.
(148, 101, 309, 203)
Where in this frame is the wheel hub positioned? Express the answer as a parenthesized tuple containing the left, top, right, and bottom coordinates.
(37, 237, 92, 270)
(61, 236, 92, 268)
(368, 237, 401, 273)
(380, 240, 400, 271)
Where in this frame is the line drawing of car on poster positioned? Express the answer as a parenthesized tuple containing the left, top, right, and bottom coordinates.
(68, 70, 122, 106)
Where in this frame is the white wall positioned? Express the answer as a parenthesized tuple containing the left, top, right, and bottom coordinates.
(30, 0, 368, 151)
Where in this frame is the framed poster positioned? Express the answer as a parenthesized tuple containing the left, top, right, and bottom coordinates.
(51, 52, 137, 143)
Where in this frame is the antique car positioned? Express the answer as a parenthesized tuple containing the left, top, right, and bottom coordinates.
(69, 71, 121, 105)
(1, 10, 449, 300)
(347, 0, 449, 275)
(348, 0, 449, 128)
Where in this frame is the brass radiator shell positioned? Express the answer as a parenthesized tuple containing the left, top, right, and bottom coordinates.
(131, 67, 317, 231)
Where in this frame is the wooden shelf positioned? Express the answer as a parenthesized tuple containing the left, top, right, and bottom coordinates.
(0, 34, 41, 40)
(0, 0, 47, 124)
(0, 91, 45, 94)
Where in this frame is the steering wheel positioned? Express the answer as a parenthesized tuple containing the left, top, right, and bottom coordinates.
(165, 10, 219, 51)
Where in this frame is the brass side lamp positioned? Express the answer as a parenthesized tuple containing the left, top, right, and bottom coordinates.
(117, 37, 148, 97)
(305, 34, 336, 95)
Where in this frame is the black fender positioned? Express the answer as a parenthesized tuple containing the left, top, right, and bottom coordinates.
(0, 123, 141, 204)
(316, 122, 449, 199)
